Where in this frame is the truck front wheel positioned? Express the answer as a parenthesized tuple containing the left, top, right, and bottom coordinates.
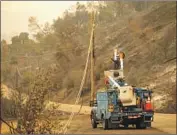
(136, 120, 147, 129)
(124, 124, 128, 128)
(103, 119, 109, 130)
(91, 117, 97, 128)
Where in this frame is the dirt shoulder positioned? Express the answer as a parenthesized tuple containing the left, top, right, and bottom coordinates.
(152, 113, 176, 134)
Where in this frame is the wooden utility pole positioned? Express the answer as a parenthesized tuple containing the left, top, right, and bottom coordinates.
(90, 9, 96, 106)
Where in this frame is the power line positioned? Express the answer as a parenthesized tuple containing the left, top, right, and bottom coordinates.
(0, 117, 21, 134)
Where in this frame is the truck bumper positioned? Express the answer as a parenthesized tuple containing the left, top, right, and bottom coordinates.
(110, 111, 154, 124)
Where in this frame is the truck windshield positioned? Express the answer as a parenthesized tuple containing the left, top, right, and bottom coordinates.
(143, 91, 150, 99)
(136, 90, 151, 99)
(97, 92, 107, 101)
(108, 92, 117, 105)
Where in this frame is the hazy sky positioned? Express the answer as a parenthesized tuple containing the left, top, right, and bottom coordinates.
(1, 1, 87, 43)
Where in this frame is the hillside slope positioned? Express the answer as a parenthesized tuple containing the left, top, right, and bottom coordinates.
(57, 2, 176, 113)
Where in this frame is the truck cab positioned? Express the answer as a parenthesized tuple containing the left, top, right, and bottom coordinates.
(91, 89, 123, 129)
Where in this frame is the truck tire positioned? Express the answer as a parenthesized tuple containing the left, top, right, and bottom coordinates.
(124, 124, 128, 128)
(136, 120, 147, 129)
(146, 122, 151, 128)
(136, 123, 141, 129)
(91, 117, 97, 128)
(103, 119, 109, 130)
(91, 112, 97, 129)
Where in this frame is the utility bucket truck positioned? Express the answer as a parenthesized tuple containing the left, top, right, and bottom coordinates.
(90, 58, 154, 130)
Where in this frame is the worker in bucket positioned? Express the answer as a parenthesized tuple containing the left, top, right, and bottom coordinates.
(118, 50, 125, 70)
(111, 48, 120, 69)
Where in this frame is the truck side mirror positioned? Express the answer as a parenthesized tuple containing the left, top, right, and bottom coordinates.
(90, 100, 97, 106)
(94, 100, 97, 106)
